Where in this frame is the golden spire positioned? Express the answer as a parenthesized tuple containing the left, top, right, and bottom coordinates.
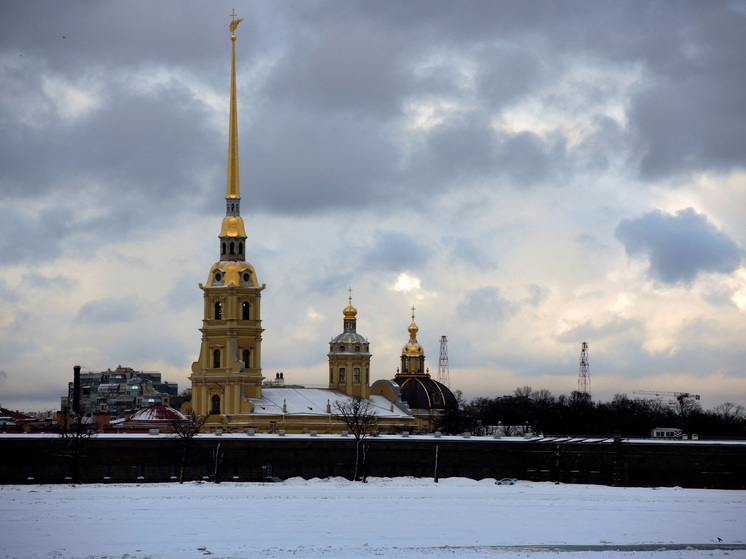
(226, 10, 242, 200)
(219, 10, 247, 240)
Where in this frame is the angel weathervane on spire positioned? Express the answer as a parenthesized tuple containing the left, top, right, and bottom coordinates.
(229, 9, 244, 34)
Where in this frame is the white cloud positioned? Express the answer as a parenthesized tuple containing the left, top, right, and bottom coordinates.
(392, 273, 421, 293)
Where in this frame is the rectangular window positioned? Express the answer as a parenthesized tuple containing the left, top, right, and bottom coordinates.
(339, 368, 346, 382)
(137, 463, 145, 480)
(104, 464, 111, 480)
(354, 368, 360, 383)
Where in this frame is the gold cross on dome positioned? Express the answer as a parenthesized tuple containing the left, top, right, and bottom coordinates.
(348, 286, 353, 302)
(411, 305, 416, 320)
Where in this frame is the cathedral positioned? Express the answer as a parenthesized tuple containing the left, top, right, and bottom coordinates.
(188, 16, 455, 434)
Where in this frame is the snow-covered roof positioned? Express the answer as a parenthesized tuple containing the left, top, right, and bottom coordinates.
(129, 403, 186, 422)
(249, 388, 411, 418)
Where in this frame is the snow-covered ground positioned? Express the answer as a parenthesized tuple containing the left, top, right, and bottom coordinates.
(1, 477, 744, 559)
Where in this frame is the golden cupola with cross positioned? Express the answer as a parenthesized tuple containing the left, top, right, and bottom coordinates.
(190, 13, 265, 421)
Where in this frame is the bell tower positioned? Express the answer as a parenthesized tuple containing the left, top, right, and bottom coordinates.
(190, 13, 265, 420)
(328, 289, 371, 399)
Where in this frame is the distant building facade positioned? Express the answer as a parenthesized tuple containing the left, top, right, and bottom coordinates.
(61, 365, 178, 419)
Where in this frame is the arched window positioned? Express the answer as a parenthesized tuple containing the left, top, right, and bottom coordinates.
(211, 395, 220, 415)
(239, 242, 244, 254)
(354, 368, 360, 383)
(230, 242, 235, 254)
(242, 301, 250, 320)
(213, 349, 221, 368)
(242, 349, 250, 367)
(402, 357, 409, 373)
(222, 242, 226, 255)
(339, 368, 346, 382)
(214, 301, 222, 320)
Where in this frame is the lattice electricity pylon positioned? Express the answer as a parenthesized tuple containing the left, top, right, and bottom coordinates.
(578, 342, 590, 394)
(437, 335, 450, 387)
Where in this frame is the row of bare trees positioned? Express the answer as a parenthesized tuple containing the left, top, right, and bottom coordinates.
(438, 386, 746, 438)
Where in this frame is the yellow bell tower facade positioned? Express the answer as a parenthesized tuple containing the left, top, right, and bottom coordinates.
(190, 13, 265, 421)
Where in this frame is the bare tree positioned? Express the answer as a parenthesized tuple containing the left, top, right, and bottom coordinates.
(54, 410, 97, 484)
(333, 397, 378, 481)
(713, 402, 745, 425)
(213, 442, 224, 484)
(171, 410, 208, 484)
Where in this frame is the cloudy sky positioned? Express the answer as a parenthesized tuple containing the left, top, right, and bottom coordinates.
(1, 1, 746, 413)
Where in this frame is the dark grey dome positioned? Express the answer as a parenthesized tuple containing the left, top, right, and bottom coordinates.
(329, 332, 370, 355)
(394, 375, 457, 411)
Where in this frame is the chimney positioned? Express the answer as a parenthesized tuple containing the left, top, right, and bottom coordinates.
(73, 365, 81, 415)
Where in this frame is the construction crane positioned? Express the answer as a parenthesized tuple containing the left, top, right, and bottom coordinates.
(633, 390, 700, 400)
(633, 390, 700, 408)
(578, 342, 590, 395)
(437, 335, 450, 387)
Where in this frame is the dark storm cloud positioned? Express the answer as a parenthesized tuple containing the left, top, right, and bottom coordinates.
(0, 74, 221, 202)
(616, 4, 746, 178)
(281, 1, 746, 181)
(265, 18, 407, 114)
(360, 230, 432, 272)
(0, 2, 231, 76)
(615, 208, 743, 285)
(22, 272, 75, 291)
(476, 45, 544, 108)
(3, 0, 742, 233)
(457, 286, 516, 322)
(409, 118, 568, 190)
(558, 317, 644, 344)
(2, 1, 745, 257)
(76, 297, 140, 325)
(244, 109, 398, 213)
(444, 237, 494, 270)
(0, 207, 67, 264)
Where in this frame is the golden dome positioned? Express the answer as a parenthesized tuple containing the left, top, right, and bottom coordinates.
(343, 290, 357, 319)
